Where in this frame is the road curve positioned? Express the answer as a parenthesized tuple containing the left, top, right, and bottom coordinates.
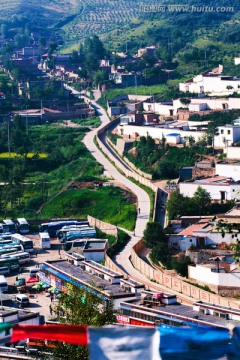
(68, 88, 194, 302)
(83, 100, 150, 241)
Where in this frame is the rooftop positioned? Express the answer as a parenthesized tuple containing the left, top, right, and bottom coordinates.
(120, 298, 240, 328)
(42, 260, 134, 299)
(178, 221, 209, 236)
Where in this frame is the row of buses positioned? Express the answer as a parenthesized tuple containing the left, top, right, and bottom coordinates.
(0, 218, 29, 235)
(0, 233, 34, 274)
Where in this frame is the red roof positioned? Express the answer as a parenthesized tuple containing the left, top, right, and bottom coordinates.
(178, 222, 208, 236)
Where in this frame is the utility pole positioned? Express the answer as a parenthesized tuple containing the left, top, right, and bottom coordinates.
(7, 117, 10, 158)
(26, 105, 29, 135)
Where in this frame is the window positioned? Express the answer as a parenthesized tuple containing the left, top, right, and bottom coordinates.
(221, 130, 224, 134)
(5, 328, 11, 336)
(227, 130, 231, 135)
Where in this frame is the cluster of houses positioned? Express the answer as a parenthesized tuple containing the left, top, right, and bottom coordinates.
(168, 208, 240, 296)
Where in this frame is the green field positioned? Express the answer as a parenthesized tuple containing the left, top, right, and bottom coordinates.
(39, 187, 136, 231)
(0, 152, 48, 159)
(72, 116, 101, 128)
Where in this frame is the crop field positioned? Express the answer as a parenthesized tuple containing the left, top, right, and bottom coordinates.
(60, 0, 154, 44)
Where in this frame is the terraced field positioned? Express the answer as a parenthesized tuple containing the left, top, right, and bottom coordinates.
(0, 0, 79, 22)
(63, 0, 153, 41)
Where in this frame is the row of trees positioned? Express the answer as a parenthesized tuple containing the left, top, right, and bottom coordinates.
(166, 187, 234, 220)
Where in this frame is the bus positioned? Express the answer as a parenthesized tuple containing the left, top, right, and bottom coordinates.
(0, 223, 9, 234)
(63, 239, 86, 252)
(0, 240, 13, 247)
(63, 227, 96, 243)
(39, 232, 51, 249)
(0, 257, 19, 272)
(3, 220, 15, 233)
(0, 246, 23, 257)
(39, 220, 89, 238)
(11, 234, 34, 253)
(1, 252, 30, 265)
(57, 225, 90, 241)
(0, 234, 12, 241)
(0, 275, 8, 293)
(16, 218, 29, 234)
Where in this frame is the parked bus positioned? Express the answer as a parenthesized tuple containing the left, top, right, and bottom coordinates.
(57, 225, 89, 241)
(39, 220, 89, 238)
(3, 220, 15, 233)
(1, 252, 30, 265)
(0, 257, 19, 272)
(63, 227, 96, 243)
(63, 239, 86, 252)
(16, 218, 29, 234)
(0, 275, 8, 293)
(39, 232, 51, 249)
(0, 223, 9, 234)
(11, 234, 34, 253)
(0, 240, 12, 247)
(0, 234, 12, 241)
(0, 246, 23, 257)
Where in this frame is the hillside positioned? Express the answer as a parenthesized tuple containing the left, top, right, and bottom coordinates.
(1, 0, 240, 73)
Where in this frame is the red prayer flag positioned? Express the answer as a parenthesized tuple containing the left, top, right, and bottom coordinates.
(11, 324, 88, 345)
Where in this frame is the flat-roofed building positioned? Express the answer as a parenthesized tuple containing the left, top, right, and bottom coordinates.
(40, 259, 144, 309)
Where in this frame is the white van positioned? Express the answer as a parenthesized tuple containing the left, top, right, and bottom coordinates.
(16, 294, 30, 307)
(29, 268, 39, 278)
(0, 275, 8, 292)
(39, 232, 51, 249)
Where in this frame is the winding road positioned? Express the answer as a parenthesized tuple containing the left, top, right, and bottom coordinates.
(66, 87, 194, 301)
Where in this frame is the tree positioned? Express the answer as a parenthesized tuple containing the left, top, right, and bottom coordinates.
(193, 186, 211, 215)
(49, 284, 116, 360)
(93, 70, 108, 88)
(166, 191, 195, 220)
(150, 242, 171, 267)
(143, 221, 167, 248)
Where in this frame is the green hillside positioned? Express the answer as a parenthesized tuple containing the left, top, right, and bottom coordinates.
(0, 1, 240, 74)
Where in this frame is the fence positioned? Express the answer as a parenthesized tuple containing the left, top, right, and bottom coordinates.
(131, 239, 240, 310)
(87, 215, 118, 237)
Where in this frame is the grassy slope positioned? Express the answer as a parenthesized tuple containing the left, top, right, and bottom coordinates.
(40, 187, 136, 231)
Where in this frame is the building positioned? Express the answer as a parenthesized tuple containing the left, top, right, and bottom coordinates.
(234, 57, 240, 66)
(188, 262, 240, 296)
(109, 73, 142, 88)
(170, 216, 240, 249)
(118, 123, 204, 143)
(179, 176, 240, 202)
(40, 259, 144, 309)
(64, 239, 108, 262)
(117, 290, 240, 328)
(215, 162, 240, 182)
(0, 306, 41, 345)
(214, 123, 240, 148)
(137, 46, 156, 58)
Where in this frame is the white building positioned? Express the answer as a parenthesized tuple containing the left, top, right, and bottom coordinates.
(188, 263, 240, 296)
(215, 162, 240, 182)
(118, 124, 204, 143)
(214, 124, 240, 148)
(234, 57, 240, 65)
(179, 176, 240, 202)
(179, 73, 240, 96)
(224, 146, 240, 160)
(0, 306, 40, 344)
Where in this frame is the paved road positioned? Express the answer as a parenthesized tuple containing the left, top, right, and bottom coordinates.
(69, 88, 194, 302)
(83, 100, 150, 239)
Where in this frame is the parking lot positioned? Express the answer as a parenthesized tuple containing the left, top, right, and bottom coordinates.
(4, 235, 63, 320)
